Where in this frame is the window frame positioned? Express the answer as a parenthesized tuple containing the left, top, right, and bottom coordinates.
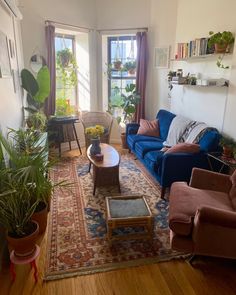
(107, 35, 137, 100)
(55, 33, 78, 107)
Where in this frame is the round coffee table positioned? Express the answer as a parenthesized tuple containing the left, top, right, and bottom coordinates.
(87, 143, 121, 195)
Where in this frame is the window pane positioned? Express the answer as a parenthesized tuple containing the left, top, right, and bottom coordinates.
(55, 35, 77, 115)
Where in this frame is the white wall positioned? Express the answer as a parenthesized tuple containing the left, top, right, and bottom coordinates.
(0, 2, 24, 135)
(146, 0, 178, 120)
(169, 0, 236, 135)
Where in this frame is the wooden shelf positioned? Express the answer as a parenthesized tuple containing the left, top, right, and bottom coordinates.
(170, 52, 232, 62)
(170, 83, 228, 88)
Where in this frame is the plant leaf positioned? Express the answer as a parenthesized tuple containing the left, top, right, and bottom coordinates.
(21, 69, 39, 97)
(35, 66, 51, 104)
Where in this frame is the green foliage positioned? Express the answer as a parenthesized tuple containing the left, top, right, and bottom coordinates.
(21, 66, 51, 109)
(21, 66, 50, 131)
(219, 135, 236, 148)
(109, 83, 141, 124)
(208, 31, 234, 48)
(123, 60, 136, 71)
(55, 98, 75, 117)
(56, 48, 78, 92)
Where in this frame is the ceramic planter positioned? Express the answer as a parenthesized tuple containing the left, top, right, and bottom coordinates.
(90, 138, 101, 155)
(7, 221, 39, 257)
(214, 43, 228, 53)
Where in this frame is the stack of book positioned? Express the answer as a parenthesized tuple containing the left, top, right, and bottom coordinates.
(176, 38, 214, 59)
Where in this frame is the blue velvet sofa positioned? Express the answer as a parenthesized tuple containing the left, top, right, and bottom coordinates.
(126, 109, 220, 198)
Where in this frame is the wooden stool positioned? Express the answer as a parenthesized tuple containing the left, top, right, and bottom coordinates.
(10, 245, 40, 283)
(105, 195, 154, 242)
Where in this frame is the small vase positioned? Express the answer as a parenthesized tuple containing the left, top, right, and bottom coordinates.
(90, 138, 101, 155)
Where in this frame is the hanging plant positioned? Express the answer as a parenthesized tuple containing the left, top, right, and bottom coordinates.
(56, 48, 78, 91)
(113, 59, 122, 70)
(124, 60, 136, 75)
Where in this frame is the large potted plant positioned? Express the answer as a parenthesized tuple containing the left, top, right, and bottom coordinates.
(21, 66, 50, 131)
(4, 128, 71, 234)
(109, 84, 140, 148)
(0, 135, 39, 257)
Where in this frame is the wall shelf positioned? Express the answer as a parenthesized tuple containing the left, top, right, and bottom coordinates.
(170, 53, 232, 62)
(170, 83, 229, 88)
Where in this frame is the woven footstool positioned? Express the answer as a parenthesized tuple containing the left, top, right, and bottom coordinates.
(105, 195, 154, 241)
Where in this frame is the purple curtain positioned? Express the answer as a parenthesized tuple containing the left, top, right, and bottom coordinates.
(135, 31, 148, 122)
(45, 24, 56, 116)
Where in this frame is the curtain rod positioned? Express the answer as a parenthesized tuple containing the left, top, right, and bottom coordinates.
(98, 27, 148, 32)
(45, 20, 94, 32)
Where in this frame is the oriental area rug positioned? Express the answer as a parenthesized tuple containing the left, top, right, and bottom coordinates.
(44, 151, 183, 281)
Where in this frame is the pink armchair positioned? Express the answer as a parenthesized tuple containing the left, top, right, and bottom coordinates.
(169, 168, 236, 259)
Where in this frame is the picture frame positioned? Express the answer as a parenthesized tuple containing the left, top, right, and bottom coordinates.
(0, 31, 11, 78)
(154, 46, 170, 68)
(9, 39, 15, 59)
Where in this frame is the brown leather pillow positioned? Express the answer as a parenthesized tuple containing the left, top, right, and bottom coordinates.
(165, 143, 200, 154)
(137, 119, 160, 137)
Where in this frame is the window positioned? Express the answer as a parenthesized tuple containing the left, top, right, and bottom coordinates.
(108, 36, 137, 101)
(55, 34, 78, 115)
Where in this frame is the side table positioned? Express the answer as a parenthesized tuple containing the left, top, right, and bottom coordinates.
(207, 152, 236, 173)
(105, 195, 154, 242)
(47, 116, 82, 157)
(10, 245, 40, 283)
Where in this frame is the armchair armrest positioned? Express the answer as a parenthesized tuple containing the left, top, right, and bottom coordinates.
(190, 168, 232, 193)
(160, 152, 208, 188)
(194, 206, 236, 228)
(126, 123, 140, 135)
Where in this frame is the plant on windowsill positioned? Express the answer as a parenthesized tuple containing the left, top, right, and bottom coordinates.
(123, 60, 136, 75)
(21, 66, 50, 131)
(208, 31, 235, 69)
(56, 48, 78, 117)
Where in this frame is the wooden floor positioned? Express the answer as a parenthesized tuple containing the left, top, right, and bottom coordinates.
(1, 147, 236, 295)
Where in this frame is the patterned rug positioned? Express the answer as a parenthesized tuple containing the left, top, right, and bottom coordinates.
(44, 151, 183, 281)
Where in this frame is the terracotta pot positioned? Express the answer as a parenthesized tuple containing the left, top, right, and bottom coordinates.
(128, 69, 136, 75)
(32, 202, 48, 234)
(121, 132, 128, 149)
(113, 61, 122, 70)
(7, 221, 39, 257)
(214, 43, 228, 53)
(222, 146, 233, 158)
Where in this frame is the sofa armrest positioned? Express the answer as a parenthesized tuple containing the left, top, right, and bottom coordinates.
(190, 168, 232, 193)
(126, 123, 140, 135)
(160, 152, 208, 188)
(194, 206, 236, 229)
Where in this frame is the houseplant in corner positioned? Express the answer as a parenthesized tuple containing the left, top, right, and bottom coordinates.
(21, 66, 50, 131)
(109, 83, 140, 148)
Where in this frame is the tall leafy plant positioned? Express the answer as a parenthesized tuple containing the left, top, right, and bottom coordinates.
(21, 66, 50, 131)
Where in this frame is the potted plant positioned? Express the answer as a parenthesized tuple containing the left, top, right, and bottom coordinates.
(109, 84, 140, 148)
(21, 66, 50, 131)
(85, 125, 105, 155)
(219, 135, 235, 158)
(4, 128, 70, 234)
(0, 135, 39, 257)
(124, 60, 136, 75)
(208, 31, 234, 53)
(113, 59, 122, 70)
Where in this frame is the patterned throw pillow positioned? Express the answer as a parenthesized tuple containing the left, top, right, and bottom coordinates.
(137, 119, 160, 137)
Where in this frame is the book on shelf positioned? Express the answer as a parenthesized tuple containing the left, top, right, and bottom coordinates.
(176, 37, 211, 59)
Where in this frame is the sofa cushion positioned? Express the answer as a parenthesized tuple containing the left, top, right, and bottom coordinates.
(127, 134, 162, 150)
(199, 130, 220, 152)
(169, 182, 233, 236)
(135, 141, 164, 159)
(156, 109, 176, 140)
(143, 150, 164, 172)
(165, 143, 200, 154)
(137, 119, 160, 137)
